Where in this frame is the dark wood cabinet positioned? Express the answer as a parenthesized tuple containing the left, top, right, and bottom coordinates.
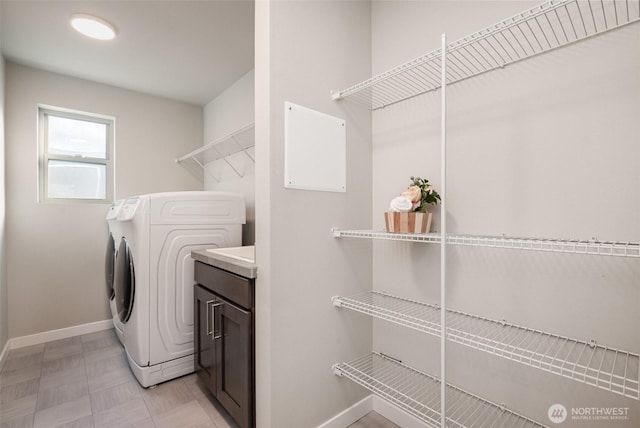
(194, 285, 216, 388)
(194, 261, 254, 428)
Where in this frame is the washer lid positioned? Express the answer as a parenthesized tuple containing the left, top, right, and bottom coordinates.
(149, 191, 246, 225)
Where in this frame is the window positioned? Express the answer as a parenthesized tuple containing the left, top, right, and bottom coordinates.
(38, 106, 114, 203)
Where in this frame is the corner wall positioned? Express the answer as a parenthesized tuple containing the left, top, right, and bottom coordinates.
(371, 2, 639, 426)
(5, 63, 203, 339)
(0, 34, 8, 357)
(255, 1, 373, 426)
(203, 69, 255, 245)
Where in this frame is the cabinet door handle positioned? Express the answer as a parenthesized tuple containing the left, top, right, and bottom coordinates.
(211, 301, 224, 340)
(205, 300, 216, 336)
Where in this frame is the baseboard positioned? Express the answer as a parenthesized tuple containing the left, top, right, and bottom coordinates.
(317, 395, 374, 428)
(373, 396, 429, 428)
(7, 319, 113, 350)
(317, 394, 431, 428)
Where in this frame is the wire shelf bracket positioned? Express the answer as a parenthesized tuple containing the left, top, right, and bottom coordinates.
(332, 229, 640, 258)
(333, 291, 640, 400)
(333, 352, 549, 428)
(331, 0, 640, 110)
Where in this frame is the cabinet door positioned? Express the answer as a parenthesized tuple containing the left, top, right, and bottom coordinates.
(215, 299, 253, 428)
(194, 285, 216, 392)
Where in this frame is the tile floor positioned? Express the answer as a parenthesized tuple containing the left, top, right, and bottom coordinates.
(0, 329, 397, 428)
(347, 412, 399, 428)
(0, 330, 238, 428)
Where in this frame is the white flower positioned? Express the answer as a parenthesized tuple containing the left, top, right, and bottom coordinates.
(388, 196, 413, 213)
(401, 186, 421, 203)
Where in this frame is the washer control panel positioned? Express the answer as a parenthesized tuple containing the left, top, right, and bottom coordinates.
(118, 198, 141, 221)
(106, 200, 124, 220)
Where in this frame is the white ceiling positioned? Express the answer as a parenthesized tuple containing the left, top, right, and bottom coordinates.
(0, 0, 255, 106)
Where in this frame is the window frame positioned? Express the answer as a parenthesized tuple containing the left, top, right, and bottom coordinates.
(38, 105, 115, 204)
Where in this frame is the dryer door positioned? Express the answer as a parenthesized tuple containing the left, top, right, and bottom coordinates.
(115, 238, 135, 323)
(105, 233, 116, 300)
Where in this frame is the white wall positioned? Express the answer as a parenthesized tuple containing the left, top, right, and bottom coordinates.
(204, 69, 255, 143)
(203, 69, 255, 245)
(5, 62, 202, 338)
(371, 2, 639, 427)
(255, 1, 373, 426)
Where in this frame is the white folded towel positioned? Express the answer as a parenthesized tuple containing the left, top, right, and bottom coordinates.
(388, 196, 413, 212)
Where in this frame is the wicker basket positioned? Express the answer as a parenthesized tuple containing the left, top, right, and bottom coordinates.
(384, 211, 432, 234)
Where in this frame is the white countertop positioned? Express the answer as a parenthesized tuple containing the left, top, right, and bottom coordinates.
(191, 246, 257, 279)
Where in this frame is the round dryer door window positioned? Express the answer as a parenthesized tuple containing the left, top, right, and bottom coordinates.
(115, 238, 135, 323)
(105, 233, 116, 300)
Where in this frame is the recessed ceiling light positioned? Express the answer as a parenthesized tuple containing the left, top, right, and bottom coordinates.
(70, 14, 117, 41)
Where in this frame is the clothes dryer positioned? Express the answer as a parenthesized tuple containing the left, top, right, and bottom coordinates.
(114, 191, 245, 387)
(105, 199, 125, 345)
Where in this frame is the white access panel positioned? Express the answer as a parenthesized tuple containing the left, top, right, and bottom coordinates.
(284, 101, 346, 192)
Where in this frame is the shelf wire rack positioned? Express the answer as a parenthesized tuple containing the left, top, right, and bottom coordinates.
(331, 0, 640, 110)
(333, 291, 640, 400)
(333, 352, 548, 428)
(175, 123, 255, 181)
(332, 229, 640, 257)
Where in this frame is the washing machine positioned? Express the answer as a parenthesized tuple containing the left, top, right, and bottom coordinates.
(114, 191, 245, 387)
(105, 199, 125, 344)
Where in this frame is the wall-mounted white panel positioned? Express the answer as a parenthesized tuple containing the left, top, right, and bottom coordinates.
(284, 101, 346, 192)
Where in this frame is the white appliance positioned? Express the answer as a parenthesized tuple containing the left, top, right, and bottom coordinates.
(114, 191, 245, 387)
(105, 199, 125, 344)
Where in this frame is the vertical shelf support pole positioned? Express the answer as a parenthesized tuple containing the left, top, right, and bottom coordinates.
(440, 33, 447, 428)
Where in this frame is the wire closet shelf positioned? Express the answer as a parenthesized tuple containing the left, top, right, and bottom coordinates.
(333, 352, 548, 428)
(175, 122, 255, 181)
(333, 291, 640, 400)
(332, 229, 640, 257)
(331, 0, 640, 110)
